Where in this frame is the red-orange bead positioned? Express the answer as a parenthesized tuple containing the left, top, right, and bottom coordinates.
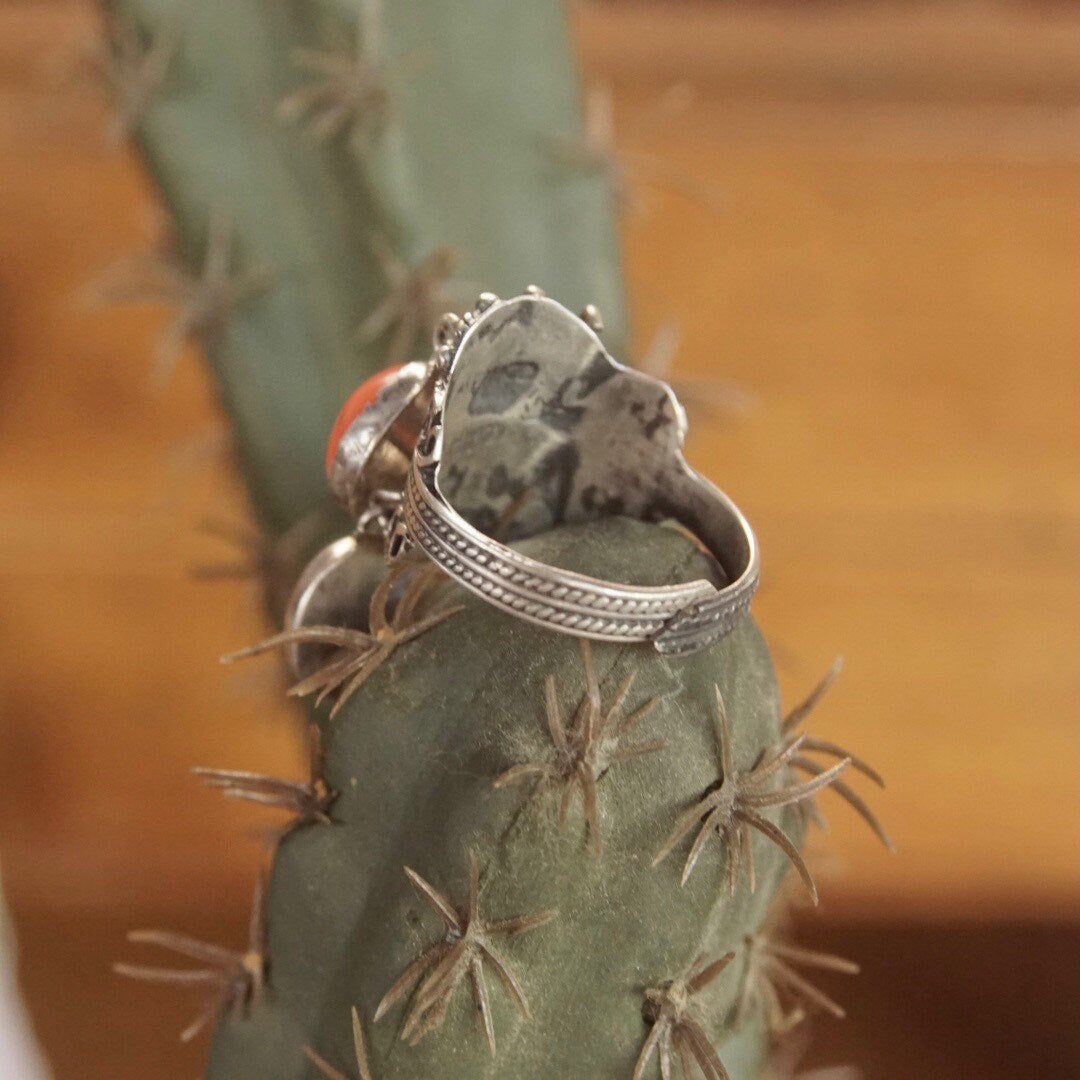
(325, 365, 407, 477)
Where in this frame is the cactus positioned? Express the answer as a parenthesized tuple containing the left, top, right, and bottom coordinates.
(92, 0, 890, 1076)
(201, 522, 802, 1078)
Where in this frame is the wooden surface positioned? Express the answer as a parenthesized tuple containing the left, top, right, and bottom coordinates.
(0, 1, 1078, 1075)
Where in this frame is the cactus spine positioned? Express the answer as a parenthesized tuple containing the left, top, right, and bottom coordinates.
(96, 1, 889, 1076)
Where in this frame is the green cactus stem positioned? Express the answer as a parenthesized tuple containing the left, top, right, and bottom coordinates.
(96, 0, 625, 538)
(114, 516, 889, 1078)
(187, 518, 850, 1079)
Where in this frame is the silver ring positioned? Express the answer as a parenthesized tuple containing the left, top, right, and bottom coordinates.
(317, 289, 759, 656)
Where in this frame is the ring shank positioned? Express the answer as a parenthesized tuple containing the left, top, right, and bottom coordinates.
(401, 461, 759, 655)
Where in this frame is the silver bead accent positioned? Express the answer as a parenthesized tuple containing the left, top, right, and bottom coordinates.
(579, 304, 604, 332)
(434, 311, 464, 351)
(475, 291, 499, 313)
(524, 284, 546, 298)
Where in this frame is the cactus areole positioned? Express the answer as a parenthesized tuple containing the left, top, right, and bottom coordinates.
(325, 365, 414, 478)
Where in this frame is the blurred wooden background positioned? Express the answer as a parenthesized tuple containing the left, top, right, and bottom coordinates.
(1, 1, 1077, 1076)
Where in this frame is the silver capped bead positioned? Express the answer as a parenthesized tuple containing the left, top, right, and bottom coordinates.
(579, 304, 604, 332)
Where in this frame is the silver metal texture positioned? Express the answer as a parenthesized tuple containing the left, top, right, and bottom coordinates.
(389, 291, 760, 655)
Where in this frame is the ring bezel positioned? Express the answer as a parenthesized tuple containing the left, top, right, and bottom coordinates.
(326, 360, 433, 531)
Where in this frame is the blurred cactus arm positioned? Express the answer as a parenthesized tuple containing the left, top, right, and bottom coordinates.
(98, 1, 892, 1077)
(101, 0, 625, 536)
(366, 1, 625, 327)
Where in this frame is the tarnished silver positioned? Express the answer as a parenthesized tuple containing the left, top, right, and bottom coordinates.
(299, 289, 759, 656)
(390, 290, 759, 655)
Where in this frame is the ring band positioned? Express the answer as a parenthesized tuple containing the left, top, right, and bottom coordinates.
(401, 459, 757, 655)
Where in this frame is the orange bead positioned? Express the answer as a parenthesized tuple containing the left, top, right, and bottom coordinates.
(325, 365, 407, 477)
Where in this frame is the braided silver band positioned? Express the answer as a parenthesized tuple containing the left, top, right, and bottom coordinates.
(402, 462, 757, 654)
